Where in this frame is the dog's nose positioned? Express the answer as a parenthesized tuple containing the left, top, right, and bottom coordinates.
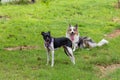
(71, 32, 74, 34)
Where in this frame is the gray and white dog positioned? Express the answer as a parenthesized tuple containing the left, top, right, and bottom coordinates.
(66, 24, 109, 51)
(78, 37, 108, 48)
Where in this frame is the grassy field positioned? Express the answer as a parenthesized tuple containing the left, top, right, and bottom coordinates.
(0, 0, 120, 80)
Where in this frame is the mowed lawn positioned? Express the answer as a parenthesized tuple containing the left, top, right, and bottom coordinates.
(0, 0, 120, 80)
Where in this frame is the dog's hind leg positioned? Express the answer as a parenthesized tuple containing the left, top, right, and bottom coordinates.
(63, 46, 69, 56)
(65, 47, 75, 64)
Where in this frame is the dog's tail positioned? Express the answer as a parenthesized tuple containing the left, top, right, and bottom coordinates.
(97, 39, 109, 47)
(87, 38, 109, 48)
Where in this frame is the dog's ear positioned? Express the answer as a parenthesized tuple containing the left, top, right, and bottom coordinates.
(75, 24, 78, 29)
(48, 31, 50, 35)
(69, 24, 71, 27)
(41, 32, 45, 36)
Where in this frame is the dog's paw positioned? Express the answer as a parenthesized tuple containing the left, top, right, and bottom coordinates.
(73, 49, 75, 52)
(51, 64, 54, 67)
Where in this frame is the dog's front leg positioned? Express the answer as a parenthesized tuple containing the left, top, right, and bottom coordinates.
(73, 43, 78, 52)
(46, 49, 50, 65)
(51, 50, 54, 67)
(73, 44, 77, 52)
(73, 46, 76, 52)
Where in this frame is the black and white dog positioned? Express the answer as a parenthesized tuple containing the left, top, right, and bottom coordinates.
(41, 31, 75, 67)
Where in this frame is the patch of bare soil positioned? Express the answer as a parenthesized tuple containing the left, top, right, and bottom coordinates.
(106, 29, 120, 38)
(0, 15, 10, 20)
(96, 64, 120, 78)
(113, 2, 120, 9)
(112, 17, 120, 23)
(4, 45, 40, 51)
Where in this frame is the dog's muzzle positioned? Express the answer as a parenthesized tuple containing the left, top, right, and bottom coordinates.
(71, 32, 74, 34)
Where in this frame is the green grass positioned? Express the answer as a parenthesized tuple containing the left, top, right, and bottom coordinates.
(0, 0, 120, 80)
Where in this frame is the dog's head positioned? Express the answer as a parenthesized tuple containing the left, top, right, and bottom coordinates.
(67, 24, 78, 41)
(41, 31, 52, 43)
(67, 24, 78, 35)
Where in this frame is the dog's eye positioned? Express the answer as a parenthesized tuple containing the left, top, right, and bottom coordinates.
(69, 29, 71, 31)
(74, 29, 76, 31)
